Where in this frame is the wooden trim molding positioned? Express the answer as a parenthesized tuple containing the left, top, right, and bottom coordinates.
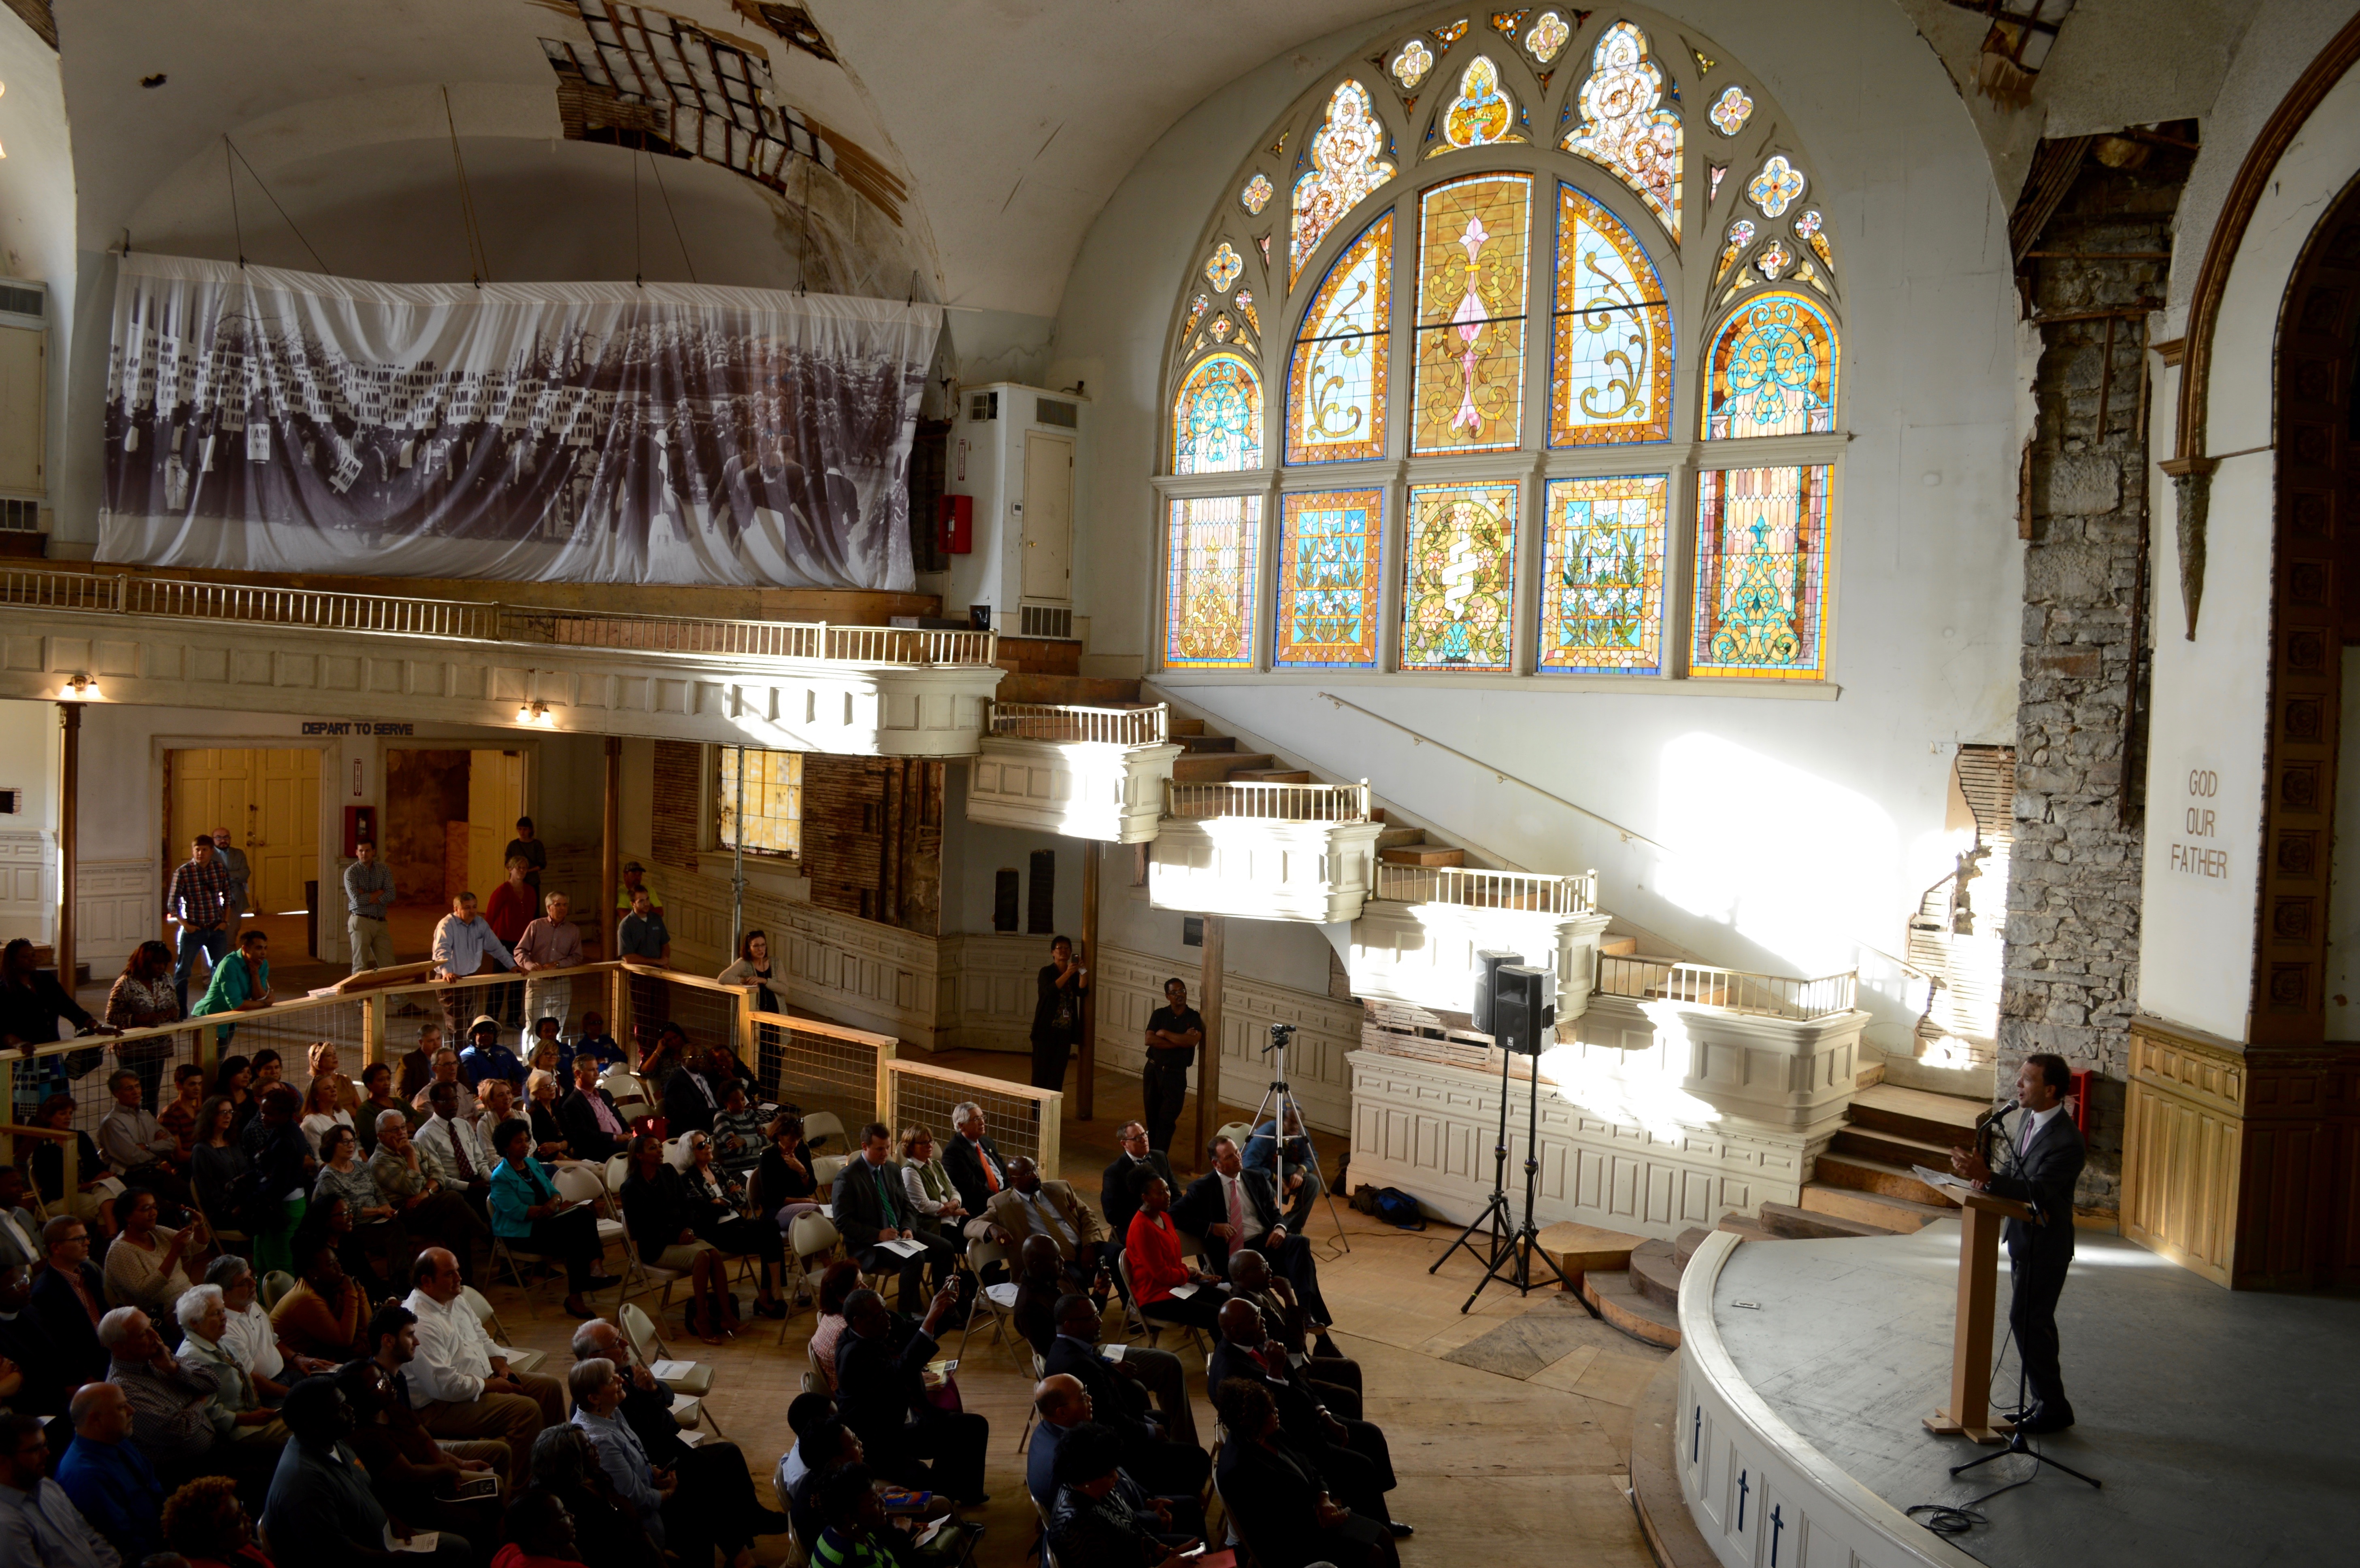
(2150, 336, 2187, 368)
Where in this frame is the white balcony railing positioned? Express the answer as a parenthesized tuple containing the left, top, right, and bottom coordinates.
(1164, 777, 1373, 822)
(1597, 956, 1858, 1021)
(1371, 863, 1597, 914)
(0, 566, 999, 668)
(987, 701, 1169, 745)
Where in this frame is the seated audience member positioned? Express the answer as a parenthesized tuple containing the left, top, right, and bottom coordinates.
(262, 1374, 472, 1564)
(0, 1168, 46, 1275)
(208, 1254, 327, 1405)
(370, 1110, 487, 1285)
(98, 1071, 194, 1211)
(760, 1114, 825, 1235)
(236, 1085, 316, 1277)
(984, 1156, 1104, 1287)
(1009, 1236, 1196, 1444)
(269, 1214, 371, 1362)
(495, 1489, 585, 1568)
(568, 1356, 709, 1563)
(398, 1026, 443, 1104)
(416, 1078, 496, 1223)
(804, 1260, 862, 1396)
(1100, 1120, 1178, 1284)
(832, 1122, 961, 1313)
(304, 1041, 364, 1118)
(212, 1057, 255, 1131)
(356, 1062, 411, 1155)
(772, 1390, 840, 1501)
(658, 1040, 734, 1136)
(1213, 1377, 1397, 1568)
(100, 1306, 223, 1482)
(187, 1097, 247, 1237)
(940, 1103, 1011, 1215)
(782, 1415, 858, 1551)
(56, 1381, 165, 1562)
(1123, 1170, 1222, 1332)
(897, 1124, 992, 1245)
(0, 1408, 118, 1566)
(568, 1317, 788, 1555)
(172, 1285, 285, 1450)
(1048, 1419, 1201, 1568)
(30, 1216, 112, 1387)
(475, 1076, 523, 1153)
(806, 1461, 911, 1568)
(161, 1472, 270, 1568)
(1043, 1292, 1209, 1497)
(558, 1055, 631, 1164)
(834, 1283, 988, 1506)
(1209, 1298, 1406, 1537)
(524, 1070, 569, 1161)
(23, 1095, 116, 1239)
(618, 1133, 735, 1345)
(412, 1046, 483, 1119)
(1178, 1135, 1335, 1332)
(1026, 1375, 1205, 1543)
(404, 1247, 565, 1483)
(526, 1016, 566, 1077)
(679, 1129, 787, 1317)
(1242, 1105, 1324, 1232)
(103, 1188, 210, 1322)
(316, 1123, 414, 1290)
(339, 1315, 504, 1547)
(0, 1264, 72, 1421)
(1229, 1247, 1361, 1414)
(709, 1081, 769, 1177)
(487, 1117, 615, 1321)
(459, 1015, 528, 1095)
(298, 1073, 355, 1160)
(634, 1020, 689, 1094)
(157, 1064, 211, 1160)
(562, 1011, 628, 1080)
(524, 1423, 663, 1568)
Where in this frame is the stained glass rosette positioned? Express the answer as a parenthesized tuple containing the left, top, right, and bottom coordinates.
(1412, 172, 1530, 454)
(1541, 474, 1666, 674)
(1241, 174, 1274, 215)
(1702, 291, 1838, 440)
(1165, 495, 1262, 668)
(1691, 465, 1829, 679)
(1288, 212, 1392, 464)
(1291, 80, 1397, 285)
(1436, 56, 1519, 151)
(1551, 183, 1671, 445)
(1275, 489, 1384, 667)
(1562, 22, 1683, 246)
(1173, 351, 1263, 473)
(1708, 85, 1754, 137)
(1525, 10, 1569, 63)
(1402, 481, 1517, 670)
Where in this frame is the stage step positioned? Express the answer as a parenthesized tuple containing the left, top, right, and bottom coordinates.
(1715, 1214, 1777, 1243)
(1673, 1226, 1713, 1268)
(1630, 1239, 1683, 1309)
(1177, 733, 1239, 753)
(1578, 1266, 1681, 1349)
(1810, 1151, 1962, 1209)
(1374, 826, 1426, 849)
(1379, 843, 1466, 866)
(994, 673, 1143, 705)
(1173, 751, 1275, 781)
(1828, 1123, 1970, 1171)
(1535, 1221, 1643, 1276)
(1230, 768, 1314, 782)
(1628, 1361, 1719, 1568)
(1847, 1082, 1985, 1149)
(1798, 1182, 1953, 1232)
(1756, 1201, 1904, 1240)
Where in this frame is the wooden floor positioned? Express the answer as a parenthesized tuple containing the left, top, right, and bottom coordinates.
(484, 1048, 1668, 1566)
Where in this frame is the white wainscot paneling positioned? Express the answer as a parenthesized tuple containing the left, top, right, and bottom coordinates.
(74, 857, 155, 971)
(668, 863, 943, 1047)
(938, 931, 1051, 1053)
(0, 830, 51, 945)
(1091, 943, 1358, 1135)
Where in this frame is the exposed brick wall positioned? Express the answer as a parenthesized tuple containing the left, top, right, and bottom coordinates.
(802, 756, 941, 933)
(652, 742, 701, 873)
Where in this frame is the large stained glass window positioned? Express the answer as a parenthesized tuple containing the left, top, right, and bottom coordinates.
(1275, 489, 1383, 667)
(1691, 465, 1829, 680)
(1702, 291, 1838, 440)
(1164, 495, 1262, 667)
(1288, 213, 1392, 464)
(1551, 183, 1671, 445)
(1541, 474, 1666, 674)
(1413, 172, 1530, 455)
(1291, 80, 1396, 285)
(1172, 352, 1263, 473)
(1561, 22, 1682, 244)
(1402, 481, 1517, 670)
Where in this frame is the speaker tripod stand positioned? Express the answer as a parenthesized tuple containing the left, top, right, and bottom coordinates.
(1428, 1035, 1575, 1313)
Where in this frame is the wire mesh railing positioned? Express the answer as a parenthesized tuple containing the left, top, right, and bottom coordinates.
(1594, 956, 1860, 1021)
(987, 701, 1169, 745)
(1370, 863, 1598, 914)
(1163, 778, 1373, 823)
(882, 1059, 1062, 1178)
(751, 1010, 892, 1137)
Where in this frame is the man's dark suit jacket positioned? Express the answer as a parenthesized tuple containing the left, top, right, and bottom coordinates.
(830, 1154, 916, 1252)
(1177, 1167, 1283, 1275)
(661, 1066, 723, 1137)
(559, 1086, 628, 1163)
(0, 1305, 72, 1416)
(1011, 1273, 1061, 1358)
(1100, 1149, 1178, 1244)
(1988, 1109, 2086, 1265)
(30, 1260, 110, 1385)
(942, 1132, 1009, 1215)
(1209, 1336, 1331, 1445)
(397, 1048, 435, 1102)
(1043, 1332, 1157, 1447)
(1215, 1432, 1339, 1568)
(834, 1317, 941, 1480)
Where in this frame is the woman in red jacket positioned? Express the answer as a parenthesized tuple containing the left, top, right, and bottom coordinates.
(1123, 1168, 1223, 1331)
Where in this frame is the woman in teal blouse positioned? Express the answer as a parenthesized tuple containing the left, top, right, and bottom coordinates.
(486, 1117, 615, 1320)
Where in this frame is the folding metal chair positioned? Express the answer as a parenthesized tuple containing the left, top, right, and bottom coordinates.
(621, 1299, 721, 1436)
(799, 1111, 847, 1154)
(956, 1235, 1018, 1356)
(781, 1210, 843, 1347)
(463, 1284, 546, 1375)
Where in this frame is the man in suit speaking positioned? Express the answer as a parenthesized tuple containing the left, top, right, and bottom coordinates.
(1950, 1052, 2085, 1434)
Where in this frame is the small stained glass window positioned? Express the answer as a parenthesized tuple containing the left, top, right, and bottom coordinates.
(715, 747, 803, 858)
(1288, 212, 1392, 464)
(1206, 243, 1243, 292)
(1708, 85, 1754, 137)
(1432, 19, 1470, 45)
(1291, 80, 1398, 284)
(1413, 172, 1531, 454)
(1165, 494, 1262, 667)
(1692, 464, 1830, 679)
(1402, 481, 1517, 670)
(1541, 474, 1667, 674)
(1275, 489, 1385, 667)
(1525, 9, 1569, 63)
(1490, 11, 1529, 35)
(1713, 220, 1754, 284)
(1794, 208, 1832, 270)
(1754, 240, 1791, 280)
(1703, 291, 1838, 440)
(1562, 22, 1683, 245)
(1172, 351, 1264, 472)
(1241, 173, 1274, 215)
(1747, 155, 1806, 218)
(1551, 183, 1671, 446)
(1436, 55, 1521, 151)
(1709, 164, 1727, 205)
(1392, 38, 1435, 89)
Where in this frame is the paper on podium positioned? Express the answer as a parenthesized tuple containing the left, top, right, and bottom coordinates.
(1911, 1164, 1976, 1198)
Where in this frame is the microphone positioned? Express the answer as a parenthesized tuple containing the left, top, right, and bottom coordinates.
(1975, 1098, 2019, 1129)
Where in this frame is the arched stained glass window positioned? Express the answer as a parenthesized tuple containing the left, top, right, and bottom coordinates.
(1702, 291, 1838, 440)
(1413, 172, 1531, 455)
(1561, 22, 1683, 245)
(1166, 494, 1262, 667)
(1541, 474, 1667, 674)
(1551, 183, 1671, 445)
(1402, 481, 1517, 670)
(1275, 489, 1384, 667)
(1172, 352, 1264, 473)
(1691, 464, 1829, 678)
(1291, 81, 1396, 285)
(1288, 213, 1392, 464)
(1434, 56, 1522, 152)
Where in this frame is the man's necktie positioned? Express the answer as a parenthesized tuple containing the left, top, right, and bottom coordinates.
(1227, 1175, 1246, 1239)
(2020, 1114, 2036, 1158)
(447, 1121, 476, 1181)
(981, 1151, 1002, 1194)
(874, 1166, 900, 1227)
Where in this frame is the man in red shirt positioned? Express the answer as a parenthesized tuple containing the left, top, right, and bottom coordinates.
(482, 858, 537, 1030)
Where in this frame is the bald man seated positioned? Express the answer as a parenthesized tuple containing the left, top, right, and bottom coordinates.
(1010, 1234, 1197, 1448)
(1208, 1296, 1409, 1538)
(1230, 1248, 1361, 1417)
(1041, 1293, 1210, 1499)
(1026, 1373, 1206, 1544)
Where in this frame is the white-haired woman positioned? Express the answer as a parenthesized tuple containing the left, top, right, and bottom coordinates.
(173, 1283, 283, 1441)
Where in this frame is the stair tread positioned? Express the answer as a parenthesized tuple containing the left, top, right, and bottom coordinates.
(1379, 846, 1465, 865)
(1757, 1200, 1903, 1240)
(1168, 718, 1207, 735)
(1812, 1151, 1963, 1208)
(996, 674, 1141, 704)
(1630, 1240, 1683, 1309)
(1179, 735, 1240, 752)
(1230, 769, 1314, 782)
(1852, 1082, 1988, 1128)
(1715, 1217, 1777, 1242)
(1673, 1227, 1713, 1267)
(1374, 827, 1426, 848)
(1579, 1268, 1682, 1348)
(1833, 1126, 1970, 1163)
(1798, 1183, 1952, 1231)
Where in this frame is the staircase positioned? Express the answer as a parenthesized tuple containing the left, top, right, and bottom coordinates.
(1561, 1078, 1992, 1347)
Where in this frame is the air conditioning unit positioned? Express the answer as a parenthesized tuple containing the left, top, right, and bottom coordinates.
(937, 381, 1088, 637)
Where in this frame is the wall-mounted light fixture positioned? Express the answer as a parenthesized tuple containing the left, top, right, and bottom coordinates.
(60, 673, 99, 701)
(515, 700, 556, 728)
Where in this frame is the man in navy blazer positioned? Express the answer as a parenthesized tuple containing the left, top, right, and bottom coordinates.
(1952, 1052, 2088, 1434)
(558, 1055, 631, 1163)
(832, 1283, 987, 1505)
(1177, 1134, 1335, 1329)
(28, 1215, 110, 1387)
(831, 1122, 959, 1308)
(941, 1102, 1012, 1215)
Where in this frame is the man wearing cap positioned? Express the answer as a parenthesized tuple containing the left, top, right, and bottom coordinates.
(456, 1017, 527, 1095)
(614, 861, 664, 922)
(431, 890, 517, 1046)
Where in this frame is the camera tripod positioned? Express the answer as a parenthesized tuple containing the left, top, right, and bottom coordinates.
(1251, 1025, 1351, 1253)
(1428, 1035, 1573, 1312)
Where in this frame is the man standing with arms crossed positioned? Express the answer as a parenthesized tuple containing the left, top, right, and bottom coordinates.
(164, 835, 232, 1016)
(1139, 978, 1202, 1158)
(344, 841, 397, 974)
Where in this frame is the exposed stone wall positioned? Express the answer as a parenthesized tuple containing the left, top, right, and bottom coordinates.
(2002, 136, 2195, 1210)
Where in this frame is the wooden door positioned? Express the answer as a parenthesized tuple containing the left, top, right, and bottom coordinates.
(466, 749, 526, 902)
(251, 749, 320, 913)
(1020, 429, 1073, 602)
(167, 750, 251, 903)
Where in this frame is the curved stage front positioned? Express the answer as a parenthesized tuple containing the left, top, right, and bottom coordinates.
(1671, 1223, 2360, 1568)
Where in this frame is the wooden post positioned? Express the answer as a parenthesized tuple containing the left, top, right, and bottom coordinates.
(361, 994, 385, 1069)
(56, 701, 79, 1002)
(1191, 914, 1224, 1168)
(600, 738, 621, 960)
(1077, 840, 1099, 1121)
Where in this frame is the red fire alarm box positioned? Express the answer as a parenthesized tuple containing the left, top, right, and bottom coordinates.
(2070, 1067, 2097, 1135)
(343, 805, 377, 857)
(939, 494, 973, 555)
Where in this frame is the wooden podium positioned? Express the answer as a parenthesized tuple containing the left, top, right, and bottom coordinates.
(1923, 1185, 2035, 1445)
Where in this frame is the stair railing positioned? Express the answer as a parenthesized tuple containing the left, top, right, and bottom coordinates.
(987, 701, 1168, 745)
(1164, 776, 1373, 823)
(1596, 956, 1858, 1021)
(1372, 862, 1598, 914)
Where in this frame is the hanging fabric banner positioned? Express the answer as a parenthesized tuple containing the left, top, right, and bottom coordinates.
(96, 254, 941, 590)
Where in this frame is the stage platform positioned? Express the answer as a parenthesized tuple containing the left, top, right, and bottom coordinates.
(1673, 1222, 2360, 1568)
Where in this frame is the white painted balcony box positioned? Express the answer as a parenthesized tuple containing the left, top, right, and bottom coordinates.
(1349, 865, 1613, 1022)
(963, 703, 1181, 843)
(1149, 778, 1382, 924)
(1592, 956, 1869, 1136)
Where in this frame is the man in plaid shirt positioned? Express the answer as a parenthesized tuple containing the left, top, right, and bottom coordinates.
(164, 834, 233, 1014)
